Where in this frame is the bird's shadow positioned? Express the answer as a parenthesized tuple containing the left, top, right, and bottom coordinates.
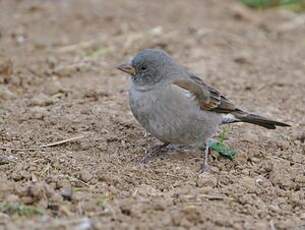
(138, 144, 203, 164)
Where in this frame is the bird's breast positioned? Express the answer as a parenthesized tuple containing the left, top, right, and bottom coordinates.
(128, 84, 221, 145)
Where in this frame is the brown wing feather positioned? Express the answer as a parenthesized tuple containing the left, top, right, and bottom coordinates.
(173, 75, 238, 114)
(172, 74, 290, 129)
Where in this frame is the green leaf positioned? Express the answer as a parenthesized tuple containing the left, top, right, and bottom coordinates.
(240, 0, 305, 10)
(240, 0, 275, 8)
(208, 140, 237, 160)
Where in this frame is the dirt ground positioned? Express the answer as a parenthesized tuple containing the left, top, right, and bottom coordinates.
(0, 0, 305, 229)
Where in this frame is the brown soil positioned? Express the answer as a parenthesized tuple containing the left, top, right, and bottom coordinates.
(0, 0, 305, 229)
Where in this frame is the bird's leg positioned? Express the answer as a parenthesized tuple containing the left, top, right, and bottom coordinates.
(200, 141, 211, 173)
(200, 144, 210, 173)
(140, 143, 170, 164)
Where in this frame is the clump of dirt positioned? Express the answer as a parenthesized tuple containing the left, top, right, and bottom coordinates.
(0, 0, 305, 229)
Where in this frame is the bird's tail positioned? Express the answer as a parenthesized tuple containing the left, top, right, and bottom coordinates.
(230, 110, 290, 129)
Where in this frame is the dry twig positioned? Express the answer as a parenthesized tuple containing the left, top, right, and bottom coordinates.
(0, 135, 85, 153)
(40, 135, 84, 148)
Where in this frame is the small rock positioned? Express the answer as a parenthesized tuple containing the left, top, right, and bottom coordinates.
(53, 65, 75, 78)
(153, 200, 166, 211)
(43, 79, 65, 96)
(61, 184, 73, 201)
(196, 174, 217, 188)
(16, 34, 26, 44)
(120, 203, 132, 216)
(251, 157, 261, 163)
(255, 175, 272, 188)
(28, 106, 48, 120)
(75, 217, 93, 230)
(0, 85, 16, 100)
(29, 93, 54, 106)
(259, 160, 273, 173)
(241, 168, 250, 175)
(135, 184, 161, 197)
(0, 155, 17, 165)
(46, 56, 58, 69)
(233, 51, 252, 65)
(79, 170, 92, 183)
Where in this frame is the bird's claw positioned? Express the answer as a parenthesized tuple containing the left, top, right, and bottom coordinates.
(199, 162, 209, 174)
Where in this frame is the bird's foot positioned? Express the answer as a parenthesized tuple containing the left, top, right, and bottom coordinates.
(140, 143, 169, 164)
(199, 138, 236, 173)
(199, 162, 209, 174)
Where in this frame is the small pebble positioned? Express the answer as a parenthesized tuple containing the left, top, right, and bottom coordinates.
(43, 79, 65, 96)
(0, 85, 16, 100)
(61, 184, 73, 201)
(28, 106, 48, 120)
(196, 174, 217, 188)
(29, 93, 54, 106)
(80, 170, 92, 183)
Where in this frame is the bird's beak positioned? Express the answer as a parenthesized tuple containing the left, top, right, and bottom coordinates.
(116, 63, 136, 76)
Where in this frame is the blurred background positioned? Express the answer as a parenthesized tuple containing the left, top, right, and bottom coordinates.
(0, 0, 305, 229)
(1, 0, 305, 99)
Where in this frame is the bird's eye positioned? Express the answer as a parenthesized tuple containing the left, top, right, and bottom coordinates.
(141, 65, 147, 71)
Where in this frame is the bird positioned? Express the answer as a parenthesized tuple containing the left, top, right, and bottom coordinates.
(117, 48, 290, 172)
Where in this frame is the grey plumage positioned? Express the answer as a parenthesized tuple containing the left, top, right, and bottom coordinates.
(129, 77, 222, 146)
(117, 48, 290, 171)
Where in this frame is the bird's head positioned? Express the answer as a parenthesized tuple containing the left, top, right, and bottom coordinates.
(117, 49, 177, 87)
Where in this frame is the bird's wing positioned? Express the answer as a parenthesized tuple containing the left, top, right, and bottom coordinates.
(172, 74, 290, 129)
(172, 74, 239, 114)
